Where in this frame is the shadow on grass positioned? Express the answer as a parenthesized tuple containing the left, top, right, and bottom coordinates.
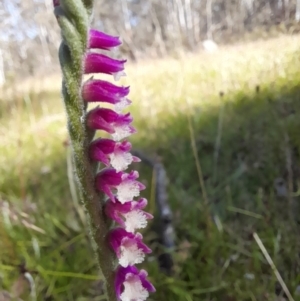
(2, 79, 300, 300)
(135, 80, 300, 301)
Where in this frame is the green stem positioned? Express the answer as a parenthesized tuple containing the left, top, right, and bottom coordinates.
(56, 1, 117, 300)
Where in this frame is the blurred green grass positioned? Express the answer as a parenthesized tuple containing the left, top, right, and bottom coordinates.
(1, 35, 300, 300)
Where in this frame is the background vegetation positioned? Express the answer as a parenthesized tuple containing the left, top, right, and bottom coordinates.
(1, 35, 300, 300)
(2, 1, 300, 300)
(3, 0, 300, 81)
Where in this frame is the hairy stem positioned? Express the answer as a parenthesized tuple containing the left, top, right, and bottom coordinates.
(56, 1, 117, 300)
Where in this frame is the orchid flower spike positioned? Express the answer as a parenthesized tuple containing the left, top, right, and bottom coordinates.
(55, 6, 155, 298)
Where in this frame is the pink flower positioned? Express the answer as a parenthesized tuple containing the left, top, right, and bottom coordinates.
(88, 29, 121, 50)
(105, 198, 153, 232)
(84, 53, 126, 80)
(109, 228, 151, 267)
(89, 138, 140, 171)
(82, 79, 130, 108)
(82, 79, 131, 113)
(87, 107, 136, 141)
(95, 169, 145, 203)
(79, 27, 154, 300)
(115, 266, 155, 301)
